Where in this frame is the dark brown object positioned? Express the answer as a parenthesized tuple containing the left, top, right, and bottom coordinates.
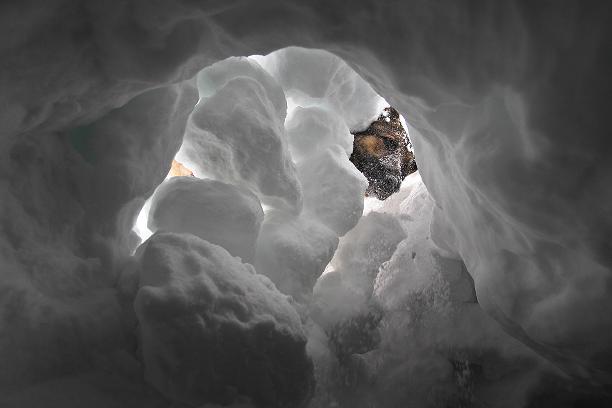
(350, 107, 417, 200)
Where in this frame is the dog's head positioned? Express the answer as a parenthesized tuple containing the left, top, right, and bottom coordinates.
(350, 107, 417, 200)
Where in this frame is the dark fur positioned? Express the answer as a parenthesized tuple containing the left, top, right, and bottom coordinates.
(350, 107, 417, 200)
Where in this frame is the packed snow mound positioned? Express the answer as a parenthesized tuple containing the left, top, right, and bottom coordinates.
(172, 54, 370, 304)
(310, 173, 558, 407)
(331, 212, 406, 296)
(285, 105, 353, 162)
(374, 174, 476, 310)
(298, 145, 368, 236)
(311, 270, 376, 333)
(254, 47, 386, 132)
(133, 232, 314, 407)
(254, 210, 338, 301)
(148, 177, 263, 263)
(196, 57, 287, 119)
(246, 57, 369, 299)
(179, 59, 301, 213)
(311, 212, 405, 331)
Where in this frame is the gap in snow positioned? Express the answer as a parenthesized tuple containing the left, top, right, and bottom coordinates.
(132, 107, 416, 246)
(349, 106, 417, 200)
(133, 196, 154, 243)
(131, 49, 418, 251)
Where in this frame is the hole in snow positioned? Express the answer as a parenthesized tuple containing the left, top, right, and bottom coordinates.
(350, 106, 417, 200)
(132, 48, 420, 248)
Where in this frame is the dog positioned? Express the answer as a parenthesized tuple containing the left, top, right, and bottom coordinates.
(350, 107, 417, 200)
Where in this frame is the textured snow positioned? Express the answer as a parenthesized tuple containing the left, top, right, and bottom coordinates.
(298, 145, 368, 236)
(1, 1, 611, 406)
(253, 47, 386, 132)
(310, 210, 404, 340)
(307, 173, 560, 407)
(369, 175, 559, 407)
(330, 212, 406, 297)
(254, 210, 338, 301)
(134, 232, 313, 407)
(178, 58, 300, 213)
(285, 105, 353, 162)
(148, 177, 263, 263)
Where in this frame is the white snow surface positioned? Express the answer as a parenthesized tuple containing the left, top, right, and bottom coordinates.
(298, 145, 368, 236)
(180, 63, 301, 213)
(254, 210, 338, 301)
(148, 177, 263, 263)
(1, 1, 611, 406)
(133, 232, 312, 407)
(309, 172, 558, 407)
(252, 47, 387, 132)
(285, 105, 354, 162)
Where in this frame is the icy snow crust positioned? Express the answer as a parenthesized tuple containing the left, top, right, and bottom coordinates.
(1, 1, 611, 407)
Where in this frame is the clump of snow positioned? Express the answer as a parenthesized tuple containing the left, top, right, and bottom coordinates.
(240, 50, 371, 301)
(196, 57, 287, 119)
(254, 210, 338, 301)
(179, 58, 301, 213)
(133, 232, 314, 407)
(285, 105, 353, 162)
(311, 212, 405, 335)
(148, 177, 264, 263)
(253, 47, 386, 132)
(309, 172, 560, 407)
(298, 145, 368, 236)
(331, 212, 406, 297)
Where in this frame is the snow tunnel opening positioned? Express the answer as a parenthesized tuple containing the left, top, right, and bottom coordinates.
(350, 106, 418, 201)
(125, 48, 460, 407)
(132, 47, 421, 249)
